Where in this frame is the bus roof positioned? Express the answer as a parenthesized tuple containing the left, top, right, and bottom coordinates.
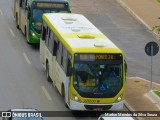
(42, 13, 123, 54)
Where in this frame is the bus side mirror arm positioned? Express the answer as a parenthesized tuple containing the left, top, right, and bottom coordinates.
(124, 60, 127, 73)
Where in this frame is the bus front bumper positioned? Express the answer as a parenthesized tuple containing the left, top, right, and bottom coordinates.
(29, 36, 40, 44)
(69, 100, 124, 111)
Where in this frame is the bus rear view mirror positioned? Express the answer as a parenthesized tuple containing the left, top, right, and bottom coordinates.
(124, 60, 127, 73)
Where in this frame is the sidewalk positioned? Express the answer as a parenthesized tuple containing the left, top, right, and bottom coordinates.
(116, 0, 160, 119)
(125, 77, 160, 120)
(117, 0, 160, 38)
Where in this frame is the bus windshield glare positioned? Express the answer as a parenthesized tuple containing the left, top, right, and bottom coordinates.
(73, 54, 123, 98)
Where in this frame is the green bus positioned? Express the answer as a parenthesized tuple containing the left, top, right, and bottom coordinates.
(12, 0, 71, 44)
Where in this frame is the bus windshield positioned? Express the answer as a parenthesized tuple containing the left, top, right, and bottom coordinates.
(73, 54, 123, 98)
(32, 9, 69, 33)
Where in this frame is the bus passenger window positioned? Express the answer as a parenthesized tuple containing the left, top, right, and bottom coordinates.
(53, 41, 58, 56)
(66, 58, 72, 76)
(42, 26, 46, 41)
(19, 0, 22, 7)
(61, 46, 64, 66)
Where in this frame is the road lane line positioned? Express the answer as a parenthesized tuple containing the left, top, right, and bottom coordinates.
(9, 28, 15, 37)
(41, 86, 52, 101)
(0, 9, 3, 16)
(23, 52, 31, 64)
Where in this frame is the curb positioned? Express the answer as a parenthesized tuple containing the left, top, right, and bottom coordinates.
(116, 0, 160, 40)
(125, 77, 160, 120)
(144, 90, 160, 110)
(125, 99, 143, 120)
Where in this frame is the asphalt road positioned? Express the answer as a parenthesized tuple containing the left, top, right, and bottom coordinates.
(0, 0, 157, 120)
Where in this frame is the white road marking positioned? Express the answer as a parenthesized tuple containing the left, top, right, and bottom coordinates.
(9, 28, 15, 37)
(41, 86, 52, 101)
(23, 53, 31, 64)
(0, 9, 3, 16)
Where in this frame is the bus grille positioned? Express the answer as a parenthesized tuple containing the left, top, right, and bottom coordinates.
(84, 105, 112, 110)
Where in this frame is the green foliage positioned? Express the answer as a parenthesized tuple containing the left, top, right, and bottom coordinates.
(156, 0, 160, 3)
(154, 90, 160, 97)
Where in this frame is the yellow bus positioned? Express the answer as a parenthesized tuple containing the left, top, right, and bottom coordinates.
(40, 13, 127, 111)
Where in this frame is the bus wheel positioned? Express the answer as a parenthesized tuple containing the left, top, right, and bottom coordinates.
(16, 13, 19, 29)
(62, 84, 69, 108)
(46, 63, 52, 83)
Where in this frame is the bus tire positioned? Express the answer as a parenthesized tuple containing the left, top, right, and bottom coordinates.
(62, 84, 69, 108)
(16, 13, 19, 29)
(46, 62, 52, 83)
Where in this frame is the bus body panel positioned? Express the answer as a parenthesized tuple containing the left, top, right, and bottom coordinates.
(69, 100, 124, 111)
(40, 40, 45, 66)
(20, 7, 27, 34)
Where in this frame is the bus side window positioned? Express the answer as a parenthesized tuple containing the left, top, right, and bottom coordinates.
(22, 0, 25, 9)
(56, 42, 62, 65)
(66, 58, 72, 76)
(45, 27, 49, 44)
(53, 34, 58, 56)
(48, 31, 53, 53)
(63, 48, 67, 72)
(19, 0, 22, 7)
(47, 29, 51, 47)
(53, 41, 58, 56)
(42, 25, 47, 41)
(25, 0, 28, 8)
(61, 46, 63, 66)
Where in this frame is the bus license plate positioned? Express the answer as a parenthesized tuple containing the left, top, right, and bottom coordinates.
(93, 108, 103, 111)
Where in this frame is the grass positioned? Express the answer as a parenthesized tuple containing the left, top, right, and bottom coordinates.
(134, 80, 140, 83)
(156, 0, 160, 3)
(154, 90, 160, 97)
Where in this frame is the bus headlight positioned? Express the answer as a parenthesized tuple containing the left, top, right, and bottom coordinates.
(115, 94, 123, 103)
(31, 31, 36, 37)
(72, 93, 82, 103)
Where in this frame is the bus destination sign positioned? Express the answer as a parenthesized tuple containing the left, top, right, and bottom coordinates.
(74, 54, 122, 61)
(34, 2, 65, 9)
